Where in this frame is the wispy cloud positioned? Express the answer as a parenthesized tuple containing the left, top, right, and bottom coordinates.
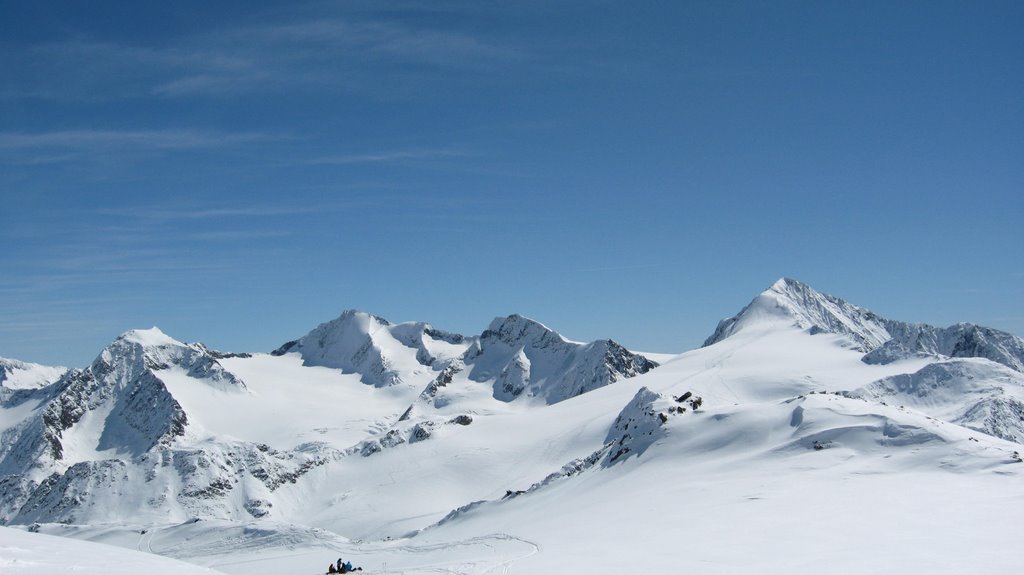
(95, 204, 321, 221)
(297, 148, 471, 166)
(2, 14, 521, 102)
(573, 263, 666, 274)
(93, 199, 377, 221)
(0, 129, 272, 150)
(186, 230, 292, 241)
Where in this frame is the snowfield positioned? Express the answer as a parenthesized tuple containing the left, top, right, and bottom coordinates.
(0, 526, 223, 575)
(2, 279, 1024, 574)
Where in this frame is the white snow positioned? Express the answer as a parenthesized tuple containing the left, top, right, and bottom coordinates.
(4, 282, 1024, 574)
(119, 327, 183, 349)
(0, 526, 224, 575)
(161, 353, 419, 448)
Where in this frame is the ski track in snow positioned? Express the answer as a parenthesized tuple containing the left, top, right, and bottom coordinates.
(197, 531, 539, 575)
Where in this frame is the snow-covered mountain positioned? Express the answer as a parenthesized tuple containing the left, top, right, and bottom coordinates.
(854, 358, 1024, 443)
(0, 328, 329, 526)
(272, 310, 469, 388)
(0, 358, 66, 403)
(274, 310, 658, 404)
(866, 321, 1024, 371)
(464, 314, 657, 404)
(2, 284, 1023, 575)
(704, 277, 893, 351)
(706, 277, 1024, 373)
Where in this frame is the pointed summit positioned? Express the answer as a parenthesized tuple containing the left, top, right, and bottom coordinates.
(703, 278, 890, 351)
(705, 278, 1024, 374)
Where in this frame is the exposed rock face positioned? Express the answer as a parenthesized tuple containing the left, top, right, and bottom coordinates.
(0, 328, 257, 523)
(467, 314, 658, 404)
(1, 312, 658, 526)
(865, 323, 1024, 372)
(10, 440, 335, 525)
(706, 278, 1024, 373)
(281, 310, 658, 404)
(602, 387, 681, 465)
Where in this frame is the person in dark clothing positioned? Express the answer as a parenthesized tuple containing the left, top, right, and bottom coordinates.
(328, 563, 337, 574)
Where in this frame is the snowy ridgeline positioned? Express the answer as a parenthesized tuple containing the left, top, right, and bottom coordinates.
(272, 310, 658, 403)
(705, 278, 1024, 373)
(1, 278, 1024, 574)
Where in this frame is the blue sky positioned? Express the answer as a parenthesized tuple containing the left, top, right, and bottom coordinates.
(2, 1, 1022, 367)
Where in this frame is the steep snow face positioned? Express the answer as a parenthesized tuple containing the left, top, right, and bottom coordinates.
(704, 278, 891, 351)
(855, 359, 1024, 444)
(705, 278, 1024, 374)
(465, 314, 658, 404)
(273, 310, 470, 387)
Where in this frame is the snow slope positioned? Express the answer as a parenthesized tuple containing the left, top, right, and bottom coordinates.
(2, 279, 1024, 574)
(855, 358, 1024, 443)
(0, 526, 224, 575)
(0, 358, 66, 395)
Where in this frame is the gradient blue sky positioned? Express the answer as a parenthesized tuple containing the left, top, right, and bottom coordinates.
(2, 1, 1022, 367)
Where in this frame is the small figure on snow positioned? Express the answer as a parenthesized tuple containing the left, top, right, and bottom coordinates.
(328, 563, 338, 574)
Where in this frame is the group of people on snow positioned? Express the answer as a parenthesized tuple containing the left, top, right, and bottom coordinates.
(328, 557, 362, 573)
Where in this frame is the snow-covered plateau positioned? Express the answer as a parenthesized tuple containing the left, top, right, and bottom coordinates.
(1, 278, 1022, 574)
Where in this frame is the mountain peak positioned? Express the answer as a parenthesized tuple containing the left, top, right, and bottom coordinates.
(484, 314, 570, 347)
(767, 276, 812, 295)
(0, 357, 67, 394)
(274, 310, 460, 387)
(703, 278, 890, 351)
(705, 279, 1024, 374)
(117, 327, 182, 348)
(470, 314, 657, 404)
(769, 276, 799, 289)
(337, 309, 392, 326)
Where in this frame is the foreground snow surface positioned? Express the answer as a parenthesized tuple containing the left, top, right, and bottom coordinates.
(22, 463, 1022, 575)
(0, 526, 223, 574)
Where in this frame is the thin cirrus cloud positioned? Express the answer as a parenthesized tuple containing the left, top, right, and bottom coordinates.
(153, 19, 520, 96)
(2, 16, 520, 101)
(0, 128, 278, 166)
(297, 148, 471, 166)
(0, 129, 273, 150)
(94, 204, 334, 221)
(91, 196, 392, 222)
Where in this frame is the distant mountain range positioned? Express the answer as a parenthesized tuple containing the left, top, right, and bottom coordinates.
(2, 278, 1023, 574)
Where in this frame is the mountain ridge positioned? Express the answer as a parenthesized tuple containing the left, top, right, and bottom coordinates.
(705, 277, 1024, 373)
(1, 279, 1022, 575)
